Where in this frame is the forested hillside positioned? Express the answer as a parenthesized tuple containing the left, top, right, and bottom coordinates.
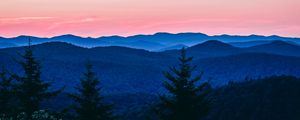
(0, 41, 300, 93)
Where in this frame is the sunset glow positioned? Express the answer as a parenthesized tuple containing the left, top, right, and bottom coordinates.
(0, 0, 299, 37)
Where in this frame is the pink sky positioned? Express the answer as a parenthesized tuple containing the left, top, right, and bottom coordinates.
(0, 0, 299, 37)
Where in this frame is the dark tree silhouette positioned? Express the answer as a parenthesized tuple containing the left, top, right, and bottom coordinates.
(156, 48, 211, 120)
(13, 38, 61, 116)
(69, 62, 115, 120)
(0, 66, 17, 116)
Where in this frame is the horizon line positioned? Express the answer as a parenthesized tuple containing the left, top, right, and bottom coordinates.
(1, 32, 299, 39)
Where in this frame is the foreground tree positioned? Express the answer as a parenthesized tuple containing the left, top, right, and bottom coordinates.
(69, 63, 115, 120)
(0, 67, 17, 116)
(13, 39, 61, 116)
(156, 48, 211, 120)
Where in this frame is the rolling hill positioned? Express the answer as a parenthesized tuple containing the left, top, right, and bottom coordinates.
(247, 40, 300, 57)
(0, 41, 300, 94)
(163, 40, 300, 59)
(1, 32, 300, 51)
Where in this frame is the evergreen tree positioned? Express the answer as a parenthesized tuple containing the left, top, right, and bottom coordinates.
(13, 38, 61, 116)
(156, 48, 211, 120)
(0, 66, 17, 116)
(69, 62, 114, 120)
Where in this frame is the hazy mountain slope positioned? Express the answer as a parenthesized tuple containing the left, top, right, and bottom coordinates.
(247, 40, 300, 57)
(0, 42, 300, 94)
(187, 40, 243, 58)
(229, 40, 300, 47)
(229, 40, 273, 47)
(1, 32, 300, 51)
(0, 42, 173, 93)
(0, 42, 17, 48)
(157, 44, 188, 51)
(163, 40, 300, 59)
(195, 53, 300, 86)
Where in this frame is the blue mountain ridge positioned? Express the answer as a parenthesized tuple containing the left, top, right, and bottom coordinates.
(0, 40, 300, 94)
(1, 32, 299, 51)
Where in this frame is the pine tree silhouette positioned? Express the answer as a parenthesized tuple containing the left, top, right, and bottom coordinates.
(156, 48, 211, 120)
(0, 66, 17, 116)
(69, 62, 115, 120)
(13, 38, 61, 116)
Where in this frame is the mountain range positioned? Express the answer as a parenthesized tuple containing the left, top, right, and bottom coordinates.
(1, 32, 300, 51)
(0, 40, 300, 94)
(1, 33, 300, 120)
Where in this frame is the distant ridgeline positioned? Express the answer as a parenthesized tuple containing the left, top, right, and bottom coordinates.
(0, 32, 300, 50)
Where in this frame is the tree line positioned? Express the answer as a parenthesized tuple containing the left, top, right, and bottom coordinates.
(0, 39, 210, 120)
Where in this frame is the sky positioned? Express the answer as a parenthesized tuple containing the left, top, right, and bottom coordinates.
(0, 0, 299, 37)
